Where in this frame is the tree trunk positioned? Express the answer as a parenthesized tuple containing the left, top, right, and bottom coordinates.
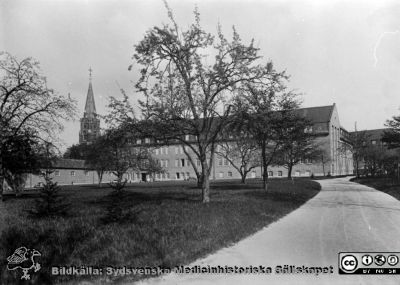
(97, 170, 103, 187)
(287, 164, 293, 179)
(261, 141, 268, 191)
(197, 173, 203, 188)
(355, 159, 359, 178)
(0, 175, 4, 202)
(202, 174, 210, 203)
(262, 163, 268, 191)
(240, 174, 246, 184)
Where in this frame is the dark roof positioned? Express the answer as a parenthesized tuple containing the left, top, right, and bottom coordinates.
(51, 159, 87, 169)
(351, 128, 388, 140)
(293, 105, 334, 124)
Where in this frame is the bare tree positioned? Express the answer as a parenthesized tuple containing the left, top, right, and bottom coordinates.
(345, 131, 369, 178)
(0, 52, 76, 199)
(233, 84, 301, 191)
(129, 4, 285, 202)
(215, 130, 260, 184)
(273, 117, 320, 179)
(313, 141, 332, 176)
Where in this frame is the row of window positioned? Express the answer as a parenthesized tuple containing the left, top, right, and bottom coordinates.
(52, 170, 92, 177)
(155, 147, 169, 155)
(267, 170, 312, 177)
(137, 135, 195, 146)
(53, 169, 313, 180)
(218, 158, 230, 166)
(155, 146, 186, 155)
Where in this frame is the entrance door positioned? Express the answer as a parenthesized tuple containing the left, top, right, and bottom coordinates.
(141, 173, 147, 182)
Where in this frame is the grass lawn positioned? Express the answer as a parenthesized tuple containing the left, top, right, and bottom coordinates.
(0, 178, 320, 284)
(351, 177, 400, 200)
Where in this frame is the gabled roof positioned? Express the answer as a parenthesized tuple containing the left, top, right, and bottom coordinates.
(51, 159, 87, 169)
(84, 82, 97, 116)
(293, 105, 334, 124)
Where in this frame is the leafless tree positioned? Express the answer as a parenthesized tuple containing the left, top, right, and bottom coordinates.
(129, 4, 287, 202)
(0, 52, 76, 199)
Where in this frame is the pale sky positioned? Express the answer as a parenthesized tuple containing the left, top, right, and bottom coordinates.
(2, 0, 400, 150)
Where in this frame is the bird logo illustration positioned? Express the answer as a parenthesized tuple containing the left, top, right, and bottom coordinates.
(6, 247, 41, 280)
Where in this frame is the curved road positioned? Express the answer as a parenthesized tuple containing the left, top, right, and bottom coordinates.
(136, 177, 400, 285)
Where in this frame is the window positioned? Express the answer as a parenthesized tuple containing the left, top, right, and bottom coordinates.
(371, 140, 377, 145)
(175, 146, 179, 154)
(219, 172, 224, 178)
(268, 171, 273, 177)
(218, 158, 223, 166)
(85, 171, 90, 176)
(228, 171, 233, 177)
(164, 160, 169, 167)
(176, 172, 180, 179)
(155, 149, 159, 155)
(251, 171, 256, 178)
(278, 171, 282, 177)
(166, 172, 170, 179)
(156, 173, 160, 179)
(224, 159, 229, 166)
(162, 173, 165, 179)
(181, 172, 185, 179)
(164, 147, 168, 155)
(181, 159, 185, 167)
(71, 171, 75, 176)
(175, 159, 179, 167)
(186, 172, 190, 178)
(295, 171, 301, 177)
(136, 139, 142, 145)
(180, 146, 184, 154)
(54, 170, 60, 176)
(185, 135, 190, 141)
(196, 159, 201, 167)
(145, 138, 150, 144)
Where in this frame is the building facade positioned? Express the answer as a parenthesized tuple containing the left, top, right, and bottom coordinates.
(24, 103, 354, 188)
(127, 103, 354, 182)
(24, 159, 118, 188)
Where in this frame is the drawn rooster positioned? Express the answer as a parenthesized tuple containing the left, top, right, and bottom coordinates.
(7, 247, 41, 280)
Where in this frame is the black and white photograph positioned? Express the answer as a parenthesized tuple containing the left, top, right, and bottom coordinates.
(1, 0, 400, 284)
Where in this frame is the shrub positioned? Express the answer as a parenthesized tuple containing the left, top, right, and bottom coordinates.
(28, 176, 70, 218)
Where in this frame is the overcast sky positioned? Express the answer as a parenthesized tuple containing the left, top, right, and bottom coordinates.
(2, 0, 400, 150)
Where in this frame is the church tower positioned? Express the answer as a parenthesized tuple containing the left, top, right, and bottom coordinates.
(79, 68, 100, 144)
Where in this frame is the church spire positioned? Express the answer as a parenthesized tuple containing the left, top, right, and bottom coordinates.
(79, 67, 100, 144)
(84, 67, 96, 117)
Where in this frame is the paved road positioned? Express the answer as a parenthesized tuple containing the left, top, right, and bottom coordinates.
(135, 177, 400, 285)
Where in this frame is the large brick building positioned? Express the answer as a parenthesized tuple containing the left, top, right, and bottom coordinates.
(24, 103, 354, 188)
(120, 103, 353, 182)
